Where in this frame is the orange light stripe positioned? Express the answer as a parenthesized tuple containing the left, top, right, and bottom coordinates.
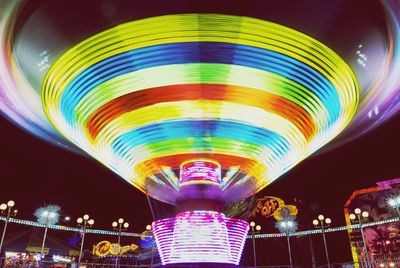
(135, 153, 266, 178)
(87, 84, 316, 140)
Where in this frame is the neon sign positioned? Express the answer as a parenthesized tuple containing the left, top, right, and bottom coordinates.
(93, 241, 138, 257)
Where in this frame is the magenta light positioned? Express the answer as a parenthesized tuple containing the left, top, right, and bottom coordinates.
(179, 160, 222, 185)
(152, 210, 249, 265)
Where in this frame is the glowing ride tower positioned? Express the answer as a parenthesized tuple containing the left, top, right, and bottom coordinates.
(1, 1, 400, 265)
(40, 14, 359, 263)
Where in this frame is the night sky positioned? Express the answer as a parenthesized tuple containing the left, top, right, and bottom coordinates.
(0, 0, 399, 266)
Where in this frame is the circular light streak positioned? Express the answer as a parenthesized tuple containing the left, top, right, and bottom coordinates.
(41, 14, 358, 204)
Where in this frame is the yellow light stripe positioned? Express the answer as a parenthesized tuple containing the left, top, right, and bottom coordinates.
(74, 63, 327, 134)
(43, 14, 358, 124)
(94, 100, 307, 157)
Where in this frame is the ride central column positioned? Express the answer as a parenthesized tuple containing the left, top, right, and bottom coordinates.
(152, 159, 249, 265)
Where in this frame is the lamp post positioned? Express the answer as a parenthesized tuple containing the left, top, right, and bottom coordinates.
(387, 196, 400, 217)
(349, 208, 370, 267)
(112, 218, 129, 267)
(33, 205, 61, 265)
(0, 201, 17, 255)
(39, 210, 58, 262)
(313, 214, 331, 268)
(277, 219, 297, 267)
(77, 214, 94, 266)
(249, 221, 261, 267)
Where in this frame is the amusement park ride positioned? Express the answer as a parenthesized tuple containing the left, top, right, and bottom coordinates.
(0, 0, 399, 265)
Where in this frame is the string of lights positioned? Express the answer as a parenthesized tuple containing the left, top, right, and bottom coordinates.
(1, 215, 397, 239)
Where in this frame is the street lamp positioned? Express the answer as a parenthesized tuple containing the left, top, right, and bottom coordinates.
(313, 214, 332, 268)
(0, 200, 17, 255)
(112, 218, 129, 267)
(34, 205, 61, 263)
(386, 196, 400, 217)
(77, 214, 94, 266)
(276, 218, 297, 267)
(249, 221, 261, 267)
(349, 208, 370, 267)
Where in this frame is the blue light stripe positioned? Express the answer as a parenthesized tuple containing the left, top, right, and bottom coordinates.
(59, 42, 340, 126)
(111, 120, 290, 159)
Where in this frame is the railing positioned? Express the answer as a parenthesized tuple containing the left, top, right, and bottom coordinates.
(1, 216, 398, 239)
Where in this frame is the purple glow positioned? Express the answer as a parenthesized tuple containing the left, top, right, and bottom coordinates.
(180, 160, 221, 185)
(152, 210, 249, 265)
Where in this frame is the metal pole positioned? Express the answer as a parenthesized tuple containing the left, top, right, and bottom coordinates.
(321, 224, 331, 268)
(251, 227, 257, 266)
(286, 232, 293, 267)
(115, 226, 121, 268)
(146, 195, 156, 221)
(40, 225, 48, 264)
(0, 208, 10, 254)
(78, 225, 86, 266)
(359, 223, 370, 268)
(308, 232, 317, 268)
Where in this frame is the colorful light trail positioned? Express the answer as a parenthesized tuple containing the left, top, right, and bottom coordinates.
(41, 14, 359, 204)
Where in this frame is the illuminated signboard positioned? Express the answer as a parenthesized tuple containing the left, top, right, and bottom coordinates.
(179, 160, 221, 185)
(249, 196, 298, 220)
(93, 241, 138, 257)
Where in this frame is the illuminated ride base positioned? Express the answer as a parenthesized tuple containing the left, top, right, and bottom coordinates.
(152, 160, 249, 265)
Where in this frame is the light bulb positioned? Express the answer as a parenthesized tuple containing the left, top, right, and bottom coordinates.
(361, 211, 369, 218)
(7, 200, 15, 207)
